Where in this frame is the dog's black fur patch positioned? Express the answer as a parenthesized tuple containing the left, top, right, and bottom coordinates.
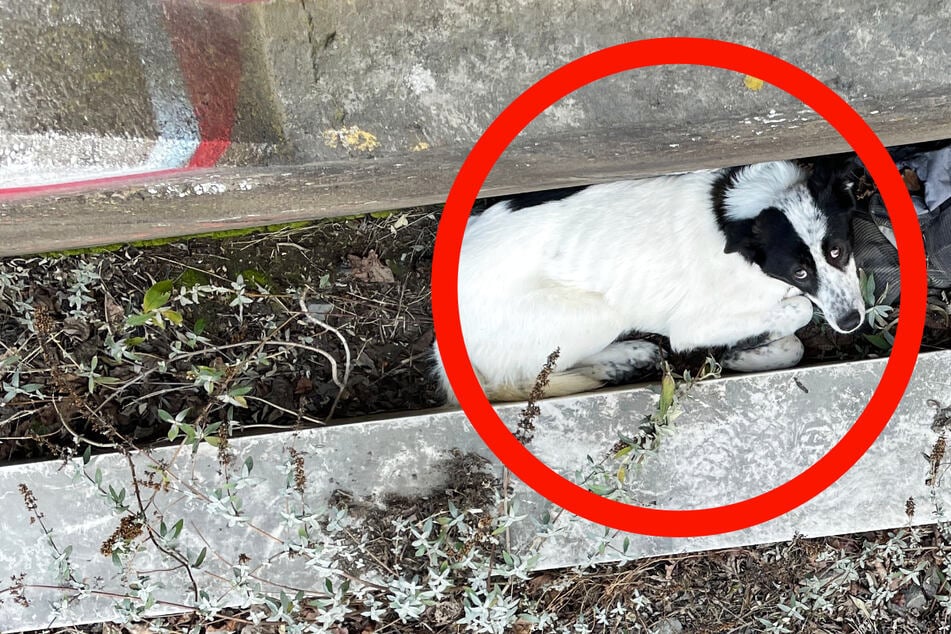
(822, 212, 853, 271)
(721, 206, 820, 296)
(807, 160, 857, 272)
(806, 159, 857, 218)
(731, 331, 772, 350)
(711, 166, 743, 233)
(505, 185, 590, 212)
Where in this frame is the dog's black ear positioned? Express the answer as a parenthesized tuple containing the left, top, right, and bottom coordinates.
(722, 217, 761, 263)
(806, 155, 858, 214)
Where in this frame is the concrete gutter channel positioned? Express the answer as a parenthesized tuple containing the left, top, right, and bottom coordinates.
(2, 0, 951, 629)
(3, 352, 951, 630)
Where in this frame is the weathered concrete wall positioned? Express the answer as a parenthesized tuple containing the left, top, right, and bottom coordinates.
(272, 0, 951, 162)
(1, 0, 950, 253)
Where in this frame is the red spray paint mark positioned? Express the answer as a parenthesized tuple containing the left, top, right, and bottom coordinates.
(162, 0, 243, 167)
(0, 168, 197, 201)
(0, 2, 246, 199)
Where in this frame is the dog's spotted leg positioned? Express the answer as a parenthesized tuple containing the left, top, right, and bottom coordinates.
(570, 340, 662, 385)
(721, 334, 804, 372)
(764, 295, 814, 337)
(722, 296, 811, 372)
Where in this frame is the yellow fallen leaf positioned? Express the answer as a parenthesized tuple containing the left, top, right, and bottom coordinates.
(744, 75, 765, 91)
(322, 126, 380, 152)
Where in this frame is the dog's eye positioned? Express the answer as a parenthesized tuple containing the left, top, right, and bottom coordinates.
(829, 246, 841, 259)
(794, 268, 809, 280)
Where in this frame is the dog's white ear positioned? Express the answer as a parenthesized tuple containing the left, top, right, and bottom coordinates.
(722, 161, 806, 221)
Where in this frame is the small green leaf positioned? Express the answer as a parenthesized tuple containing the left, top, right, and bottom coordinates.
(125, 313, 153, 328)
(82, 445, 92, 465)
(588, 484, 616, 496)
(863, 333, 891, 350)
(177, 269, 209, 288)
(161, 309, 183, 326)
(617, 433, 637, 445)
(172, 519, 184, 539)
(659, 372, 676, 419)
(142, 280, 174, 312)
(864, 271, 876, 303)
(194, 546, 207, 568)
(240, 269, 269, 289)
(167, 425, 180, 442)
(125, 336, 145, 347)
(179, 423, 196, 439)
(205, 436, 221, 447)
(193, 318, 207, 336)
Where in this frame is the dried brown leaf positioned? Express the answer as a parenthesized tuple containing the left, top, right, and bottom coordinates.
(348, 250, 396, 283)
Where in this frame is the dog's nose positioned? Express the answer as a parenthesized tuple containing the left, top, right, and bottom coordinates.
(839, 310, 862, 332)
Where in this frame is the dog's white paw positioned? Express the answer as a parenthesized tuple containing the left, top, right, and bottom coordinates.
(768, 295, 814, 334)
(722, 334, 804, 373)
(574, 340, 661, 384)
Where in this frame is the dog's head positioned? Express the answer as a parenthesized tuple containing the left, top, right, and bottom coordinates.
(714, 160, 865, 334)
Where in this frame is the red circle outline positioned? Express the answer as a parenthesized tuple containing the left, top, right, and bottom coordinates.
(432, 38, 926, 537)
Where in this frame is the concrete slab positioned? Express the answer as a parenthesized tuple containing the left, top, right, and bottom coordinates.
(1, 0, 950, 253)
(3, 98, 951, 256)
(2, 351, 950, 630)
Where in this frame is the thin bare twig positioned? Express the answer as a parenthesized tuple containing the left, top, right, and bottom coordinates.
(298, 292, 351, 420)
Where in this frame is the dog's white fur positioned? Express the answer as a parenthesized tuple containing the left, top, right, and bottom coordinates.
(433, 160, 865, 402)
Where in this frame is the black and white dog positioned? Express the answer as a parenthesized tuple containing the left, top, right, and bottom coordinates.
(433, 160, 865, 402)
